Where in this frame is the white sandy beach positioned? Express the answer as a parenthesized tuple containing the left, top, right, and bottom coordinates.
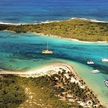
(32, 32, 108, 44)
(0, 62, 76, 77)
(0, 62, 105, 107)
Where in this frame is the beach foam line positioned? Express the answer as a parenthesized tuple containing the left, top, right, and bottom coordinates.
(0, 20, 62, 25)
(70, 17, 108, 23)
(37, 20, 62, 24)
(0, 21, 27, 25)
(0, 17, 108, 25)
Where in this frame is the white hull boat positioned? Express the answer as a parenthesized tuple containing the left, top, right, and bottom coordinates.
(102, 58, 108, 62)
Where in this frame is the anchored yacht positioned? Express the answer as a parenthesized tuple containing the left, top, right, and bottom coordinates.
(42, 42, 53, 55)
(87, 60, 94, 65)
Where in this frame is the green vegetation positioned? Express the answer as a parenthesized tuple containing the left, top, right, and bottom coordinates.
(48, 69, 103, 108)
(0, 69, 104, 108)
(0, 74, 82, 108)
(0, 19, 108, 41)
(0, 75, 26, 108)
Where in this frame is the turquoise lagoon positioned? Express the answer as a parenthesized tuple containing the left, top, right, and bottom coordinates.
(0, 31, 108, 106)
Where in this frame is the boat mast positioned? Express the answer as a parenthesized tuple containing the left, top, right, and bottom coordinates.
(47, 41, 48, 50)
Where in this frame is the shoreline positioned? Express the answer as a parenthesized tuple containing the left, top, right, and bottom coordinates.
(3, 30, 108, 44)
(31, 32, 108, 44)
(0, 62, 104, 107)
(0, 17, 108, 25)
(2, 30, 108, 44)
(0, 62, 76, 77)
(1, 18, 108, 43)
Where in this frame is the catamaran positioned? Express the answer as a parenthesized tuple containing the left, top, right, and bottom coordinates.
(42, 42, 53, 55)
(87, 60, 94, 65)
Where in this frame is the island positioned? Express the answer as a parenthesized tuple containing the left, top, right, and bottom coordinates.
(0, 19, 107, 108)
(0, 19, 108, 42)
(0, 63, 104, 108)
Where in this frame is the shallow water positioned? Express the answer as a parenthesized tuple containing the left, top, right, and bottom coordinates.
(66, 60, 108, 106)
(0, 31, 108, 106)
(0, 31, 108, 72)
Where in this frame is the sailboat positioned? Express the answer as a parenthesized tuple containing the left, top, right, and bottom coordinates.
(87, 60, 94, 65)
(42, 42, 53, 55)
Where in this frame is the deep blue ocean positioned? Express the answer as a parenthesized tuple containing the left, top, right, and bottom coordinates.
(0, 0, 108, 23)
